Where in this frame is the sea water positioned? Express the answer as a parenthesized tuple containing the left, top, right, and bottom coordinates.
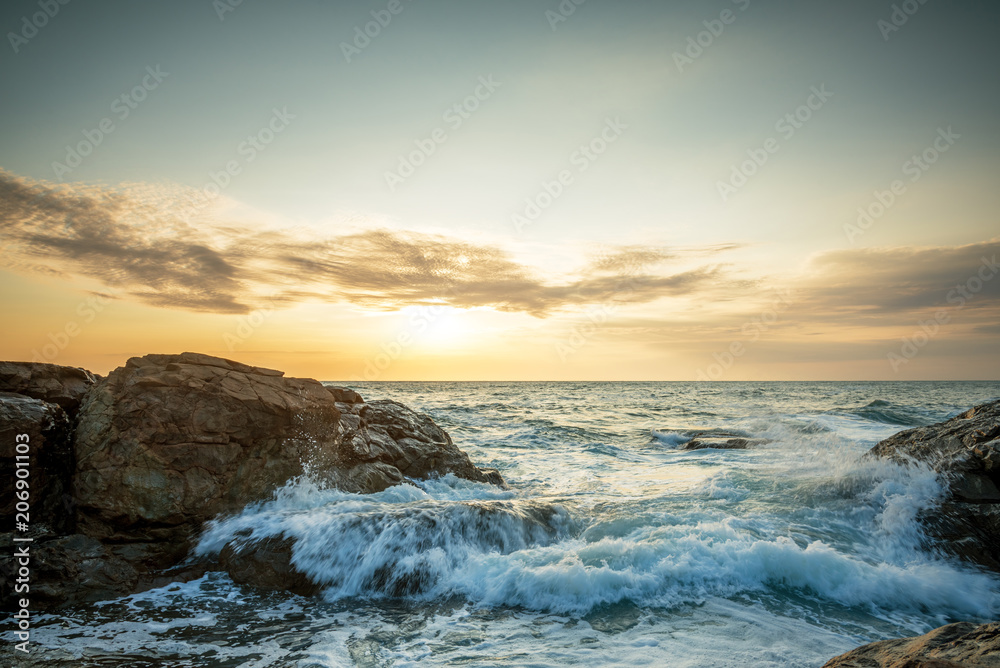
(15, 381, 1000, 667)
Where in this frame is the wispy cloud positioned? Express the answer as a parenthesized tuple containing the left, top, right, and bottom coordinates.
(0, 170, 741, 316)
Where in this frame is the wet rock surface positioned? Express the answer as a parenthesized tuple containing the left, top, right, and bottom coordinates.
(822, 621, 1000, 668)
(219, 535, 320, 597)
(868, 399, 1000, 570)
(681, 435, 770, 451)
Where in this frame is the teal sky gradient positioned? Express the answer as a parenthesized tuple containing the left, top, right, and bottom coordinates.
(1, 0, 998, 379)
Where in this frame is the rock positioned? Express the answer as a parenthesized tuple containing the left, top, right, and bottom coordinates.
(219, 535, 319, 596)
(0, 352, 503, 608)
(869, 400, 1000, 492)
(0, 392, 75, 534)
(326, 386, 364, 404)
(331, 461, 405, 494)
(582, 600, 643, 634)
(480, 467, 508, 489)
(682, 436, 768, 451)
(0, 533, 138, 610)
(922, 502, 1000, 572)
(337, 399, 507, 489)
(669, 430, 770, 451)
(0, 361, 97, 416)
(951, 472, 1000, 503)
(72, 352, 503, 575)
(821, 621, 1000, 667)
(868, 399, 1000, 570)
(73, 352, 346, 570)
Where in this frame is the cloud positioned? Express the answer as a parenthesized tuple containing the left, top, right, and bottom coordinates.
(796, 242, 1000, 320)
(542, 242, 1000, 351)
(0, 169, 741, 316)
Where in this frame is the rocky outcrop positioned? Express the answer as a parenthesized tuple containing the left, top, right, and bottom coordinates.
(0, 392, 75, 534)
(668, 430, 770, 451)
(0, 352, 504, 610)
(73, 352, 504, 572)
(869, 400, 1000, 501)
(73, 352, 344, 569)
(868, 399, 1000, 570)
(0, 361, 97, 416)
(822, 622, 1000, 667)
(335, 398, 507, 489)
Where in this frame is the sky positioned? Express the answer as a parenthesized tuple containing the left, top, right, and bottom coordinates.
(0, 0, 998, 380)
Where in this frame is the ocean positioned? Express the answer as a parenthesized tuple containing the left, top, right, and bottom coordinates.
(23, 381, 1000, 667)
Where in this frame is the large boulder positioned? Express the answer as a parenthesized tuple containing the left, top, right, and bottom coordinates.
(0, 392, 75, 534)
(73, 352, 504, 572)
(0, 352, 504, 608)
(821, 621, 1000, 667)
(73, 352, 344, 568)
(868, 399, 1000, 570)
(0, 361, 97, 416)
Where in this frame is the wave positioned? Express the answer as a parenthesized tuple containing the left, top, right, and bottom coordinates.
(650, 430, 691, 448)
(649, 428, 753, 449)
(194, 473, 1000, 620)
(833, 400, 930, 427)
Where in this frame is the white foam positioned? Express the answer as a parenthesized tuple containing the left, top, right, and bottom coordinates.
(194, 470, 1000, 622)
(650, 430, 691, 448)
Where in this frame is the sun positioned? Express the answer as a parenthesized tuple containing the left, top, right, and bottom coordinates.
(405, 305, 479, 351)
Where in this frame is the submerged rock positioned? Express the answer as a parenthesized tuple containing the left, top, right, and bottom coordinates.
(219, 535, 319, 597)
(665, 429, 770, 451)
(214, 499, 567, 597)
(867, 398, 1000, 570)
(682, 436, 769, 451)
(821, 621, 1000, 667)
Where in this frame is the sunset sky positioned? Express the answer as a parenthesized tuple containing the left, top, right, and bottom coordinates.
(1, 0, 998, 380)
